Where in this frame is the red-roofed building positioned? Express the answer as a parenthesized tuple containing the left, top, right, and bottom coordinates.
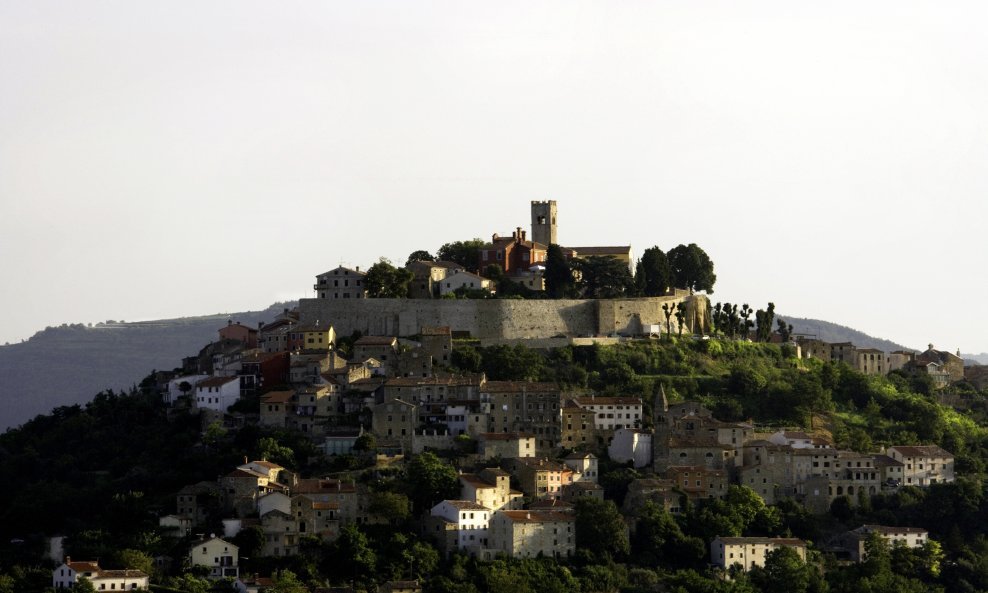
(219, 321, 259, 348)
(53, 559, 150, 590)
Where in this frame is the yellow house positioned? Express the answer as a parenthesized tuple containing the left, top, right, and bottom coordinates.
(289, 323, 336, 352)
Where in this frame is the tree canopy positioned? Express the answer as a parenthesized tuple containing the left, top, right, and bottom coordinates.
(544, 244, 576, 298)
(365, 257, 414, 298)
(573, 256, 633, 298)
(635, 246, 673, 297)
(668, 243, 716, 293)
(436, 239, 486, 273)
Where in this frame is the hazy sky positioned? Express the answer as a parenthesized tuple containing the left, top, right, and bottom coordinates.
(2, 1, 986, 353)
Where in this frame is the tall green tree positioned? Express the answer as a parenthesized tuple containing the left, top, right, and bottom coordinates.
(365, 258, 414, 298)
(436, 239, 486, 272)
(755, 303, 776, 342)
(574, 256, 633, 298)
(635, 246, 673, 297)
(405, 452, 459, 512)
(544, 244, 575, 298)
(675, 301, 688, 337)
(574, 498, 630, 561)
(406, 250, 434, 266)
(668, 243, 716, 293)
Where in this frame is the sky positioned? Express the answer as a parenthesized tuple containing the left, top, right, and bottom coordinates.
(1, 1, 986, 353)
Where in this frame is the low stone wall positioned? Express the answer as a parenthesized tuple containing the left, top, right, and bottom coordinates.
(298, 294, 709, 341)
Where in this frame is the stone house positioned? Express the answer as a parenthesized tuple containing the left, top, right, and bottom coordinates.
(419, 326, 453, 366)
(175, 481, 221, 528)
(195, 376, 241, 412)
(354, 336, 398, 372)
(666, 465, 727, 501)
(488, 510, 575, 559)
(218, 321, 259, 349)
(914, 345, 964, 383)
(571, 396, 643, 432)
(767, 431, 832, 450)
(292, 478, 365, 526)
(887, 445, 955, 486)
(484, 381, 562, 452)
(52, 559, 150, 591)
(563, 452, 598, 483)
(623, 478, 681, 514)
(260, 509, 297, 557)
(293, 494, 340, 541)
(220, 466, 288, 518)
(510, 457, 575, 499)
(314, 266, 367, 300)
(372, 399, 418, 450)
(437, 270, 493, 296)
(561, 481, 605, 502)
(260, 390, 295, 427)
(459, 468, 523, 512)
(840, 525, 930, 562)
(478, 432, 536, 460)
(608, 429, 652, 468)
(560, 400, 597, 449)
(428, 500, 491, 554)
(854, 348, 888, 376)
(710, 537, 806, 573)
(238, 350, 290, 395)
(189, 536, 239, 580)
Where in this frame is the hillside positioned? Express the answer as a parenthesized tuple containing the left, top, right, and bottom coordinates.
(0, 302, 296, 431)
(0, 304, 911, 432)
(783, 316, 912, 352)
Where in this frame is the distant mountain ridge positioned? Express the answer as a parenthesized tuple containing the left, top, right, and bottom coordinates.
(0, 304, 928, 432)
(781, 316, 912, 353)
(0, 302, 296, 431)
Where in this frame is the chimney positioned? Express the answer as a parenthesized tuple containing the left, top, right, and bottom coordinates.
(228, 320, 232, 326)
(355, 266, 360, 272)
(65, 556, 71, 564)
(521, 230, 527, 241)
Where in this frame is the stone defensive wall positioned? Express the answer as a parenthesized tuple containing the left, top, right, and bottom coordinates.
(299, 293, 710, 342)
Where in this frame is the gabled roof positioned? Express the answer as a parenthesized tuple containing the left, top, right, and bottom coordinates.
(572, 396, 643, 406)
(66, 561, 101, 573)
(355, 336, 398, 347)
(261, 390, 294, 404)
(481, 381, 560, 393)
(498, 510, 574, 523)
(197, 376, 239, 388)
(437, 500, 489, 511)
(889, 445, 953, 458)
(317, 266, 366, 278)
(715, 536, 805, 546)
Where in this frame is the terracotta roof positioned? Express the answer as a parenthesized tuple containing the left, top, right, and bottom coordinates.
(889, 445, 953, 458)
(459, 474, 496, 489)
(572, 396, 643, 406)
(668, 436, 734, 450)
(317, 266, 366, 278)
(666, 465, 726, 476)
(480, 432, 536, 441)
(355, 336, 398, 346)
(248, 460, 284, 470)
(225, 468, 268, 480)
(294, 478, 356, 494)
(498, 510, 575, 523)
(197, 376, 239, 388)
(528, 499, 575, 509)
(440, 500, 489, 511)
(856, 524, 927, 535)
(715, 537, 806, 546)
(481, 381, 560, 393)
(261, 390, 295, 404)
(311, 501, 340, 510)
(67, 561, 101, 573)
(96, 570, 148, 579)
(872, 455, 904, 467)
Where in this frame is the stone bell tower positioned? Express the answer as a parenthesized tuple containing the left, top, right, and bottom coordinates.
(531, 200, 557, 246)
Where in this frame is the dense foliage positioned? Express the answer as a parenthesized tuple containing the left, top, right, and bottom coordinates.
(4, 338, 988, 591)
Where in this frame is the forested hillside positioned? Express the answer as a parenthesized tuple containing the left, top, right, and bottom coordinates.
(3, 338, 988, 592)
(0, 302, 296, 431)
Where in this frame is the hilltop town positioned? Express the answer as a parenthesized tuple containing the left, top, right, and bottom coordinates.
(8, 202, 988, 593)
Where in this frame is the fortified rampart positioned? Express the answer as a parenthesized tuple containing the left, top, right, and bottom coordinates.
(298, 293, 710, 343)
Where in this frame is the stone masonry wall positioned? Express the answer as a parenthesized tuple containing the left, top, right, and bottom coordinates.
(298, 295, 710, 341)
